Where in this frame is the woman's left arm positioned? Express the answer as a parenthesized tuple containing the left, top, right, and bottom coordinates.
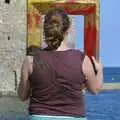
(18, 56, 33, 102)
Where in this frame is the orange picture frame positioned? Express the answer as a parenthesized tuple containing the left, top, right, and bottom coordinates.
(27, 0, 100, 59)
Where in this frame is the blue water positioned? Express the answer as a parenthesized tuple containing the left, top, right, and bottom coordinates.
(85, 90, 120, 120)
(104, 67, 120, 83)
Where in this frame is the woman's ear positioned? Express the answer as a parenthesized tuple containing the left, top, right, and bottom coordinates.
(41, 39, 48, 49)
(64, 31, 69, 37)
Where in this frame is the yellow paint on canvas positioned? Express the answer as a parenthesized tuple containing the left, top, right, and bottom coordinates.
(27, 4, 42, 48)
(28, 0, 98, 4)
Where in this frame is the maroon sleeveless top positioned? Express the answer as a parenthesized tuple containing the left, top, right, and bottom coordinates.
(29, 49, 86, 117)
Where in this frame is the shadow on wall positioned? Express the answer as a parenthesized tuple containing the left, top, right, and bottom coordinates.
(27, 45, 41, 56)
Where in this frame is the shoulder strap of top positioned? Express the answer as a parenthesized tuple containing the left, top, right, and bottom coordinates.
(89, 56, 98, 75)
(77, 50, 97, 75)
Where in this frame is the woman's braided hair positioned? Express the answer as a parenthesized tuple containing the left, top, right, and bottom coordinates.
(43, 8, 70, 51)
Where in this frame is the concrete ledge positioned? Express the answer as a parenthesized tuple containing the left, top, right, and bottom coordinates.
(0, 91, 17, 97)
(103, 83, 120, 90)
(0, 83, 120, 97)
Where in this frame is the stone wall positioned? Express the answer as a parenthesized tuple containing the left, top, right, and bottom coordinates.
(0, 0, 26, 95)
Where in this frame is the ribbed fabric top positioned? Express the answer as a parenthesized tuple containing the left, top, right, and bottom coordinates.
(29, 49, 86, 117)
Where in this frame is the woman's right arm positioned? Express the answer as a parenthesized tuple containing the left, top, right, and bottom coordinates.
(82, 55, 103, 94)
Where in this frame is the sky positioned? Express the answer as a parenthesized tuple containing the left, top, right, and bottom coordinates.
(75, 0, 120, 67)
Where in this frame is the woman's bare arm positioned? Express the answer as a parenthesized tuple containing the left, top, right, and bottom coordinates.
(18, 56, 33, 102)
(82, 55, 103, 94)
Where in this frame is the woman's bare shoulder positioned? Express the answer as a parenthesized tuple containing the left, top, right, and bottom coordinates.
(23, 56, 33, 74)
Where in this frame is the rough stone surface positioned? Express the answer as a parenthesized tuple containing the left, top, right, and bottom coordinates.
(0, 0, 26, 95)
(0, 0, 76, 96)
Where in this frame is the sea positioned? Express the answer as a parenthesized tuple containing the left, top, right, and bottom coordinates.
(0, 67, 120, 120)
(104, 67, 120, 83)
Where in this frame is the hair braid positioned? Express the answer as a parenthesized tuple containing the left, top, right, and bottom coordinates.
(43, 8, 70, 51)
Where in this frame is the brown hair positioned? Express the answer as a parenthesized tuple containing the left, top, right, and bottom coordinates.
(43, 8, 70, 51)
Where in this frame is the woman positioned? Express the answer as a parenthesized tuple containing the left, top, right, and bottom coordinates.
(18, 8, 103, 120)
